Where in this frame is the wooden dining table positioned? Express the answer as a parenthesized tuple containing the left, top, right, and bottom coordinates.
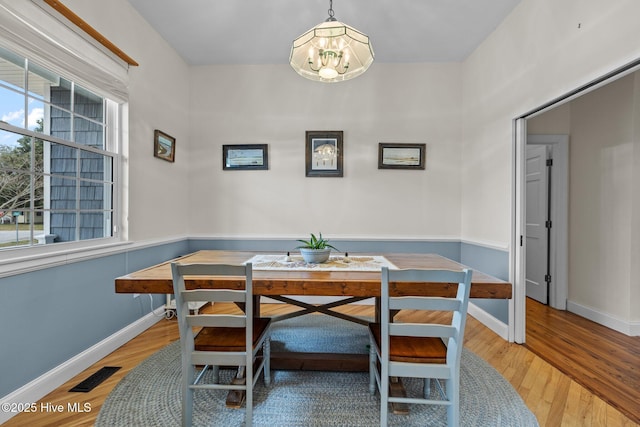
(115, 249, 511, 371)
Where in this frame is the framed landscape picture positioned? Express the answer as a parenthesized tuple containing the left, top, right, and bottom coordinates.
(154, 130, 175, 162)
(305, 130, 343, 177)
(378, 143, 426, 170)
(223, 144, 269, 170)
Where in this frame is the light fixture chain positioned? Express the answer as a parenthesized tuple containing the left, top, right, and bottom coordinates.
(328, 0, 334, 19)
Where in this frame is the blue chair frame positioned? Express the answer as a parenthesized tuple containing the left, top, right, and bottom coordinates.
(368, 267, 473, 426)
(171, 262, 271, 426)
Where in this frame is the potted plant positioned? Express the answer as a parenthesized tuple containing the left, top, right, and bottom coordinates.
(296, 232, 338, 264)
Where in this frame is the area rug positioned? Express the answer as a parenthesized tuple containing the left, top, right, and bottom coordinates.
(97, 316, 538, 427)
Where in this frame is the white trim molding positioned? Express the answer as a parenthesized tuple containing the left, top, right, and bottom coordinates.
(188, 234, 461, 243)
(567, 301, 639, 337)
(468, 302, 510, 341)
(460, 239, 510, 252)
(0, 306, 165, 424)
(0, 235, 187, 279)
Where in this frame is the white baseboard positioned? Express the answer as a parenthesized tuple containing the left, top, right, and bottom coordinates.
(468, 302, 509, 340)
(0, 307, 166, 424)
(567, 300, 639, 336)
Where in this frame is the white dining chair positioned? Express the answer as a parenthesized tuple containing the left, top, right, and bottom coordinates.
(368, 267, 473, 427)
(171, 262, 271, 427)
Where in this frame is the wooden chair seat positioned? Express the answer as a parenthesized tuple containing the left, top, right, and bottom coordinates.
(195, 318, 272, 352)
(368, 323, 447, 364)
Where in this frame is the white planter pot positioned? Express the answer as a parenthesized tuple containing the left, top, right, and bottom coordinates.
(299, 248, 331, 263)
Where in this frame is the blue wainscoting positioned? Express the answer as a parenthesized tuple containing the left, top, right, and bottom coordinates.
(460, 241, 510, 324)
(0, 237, 509, 401)
(0, 240, 189, 399)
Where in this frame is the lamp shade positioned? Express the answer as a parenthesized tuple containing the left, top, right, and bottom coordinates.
(290, 20, 374, 83)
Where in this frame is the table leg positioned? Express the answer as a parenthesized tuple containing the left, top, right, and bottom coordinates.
(225, 366, 246, 408)
(390, 377, 409, 414)
(253, 295, 261, 317)
(226, 296, 262, 408)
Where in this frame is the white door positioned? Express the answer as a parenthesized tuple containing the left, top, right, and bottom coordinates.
(526, 144, 549, 304)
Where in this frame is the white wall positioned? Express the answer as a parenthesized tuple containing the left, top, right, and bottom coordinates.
(461, 0, 640, 247)
(63, 0, 191, 242)
(188, 63, 463, 240)
(569, 75, 635, 321)
(461, 0, 640, 328)
(632, 74, 640, 326)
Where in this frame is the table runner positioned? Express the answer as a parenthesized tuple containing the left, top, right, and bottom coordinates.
(246, 254, 397, 272)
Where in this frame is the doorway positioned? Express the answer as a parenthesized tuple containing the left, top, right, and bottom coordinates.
(525, 135, 568, 310)
(525, 144, 550, 304)
(513, 61, 640, 343)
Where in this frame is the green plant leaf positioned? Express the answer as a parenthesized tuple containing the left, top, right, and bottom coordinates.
(295, 232, 339, 250)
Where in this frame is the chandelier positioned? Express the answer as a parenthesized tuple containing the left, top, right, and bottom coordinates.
(289, 0, 374, 83)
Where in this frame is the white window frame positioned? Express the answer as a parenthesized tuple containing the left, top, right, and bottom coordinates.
(0, 0, 129, 275)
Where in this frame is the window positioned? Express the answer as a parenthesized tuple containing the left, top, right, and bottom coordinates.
(0, 45, 119, 250)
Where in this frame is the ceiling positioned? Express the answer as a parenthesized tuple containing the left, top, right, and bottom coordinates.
(127, 0, 522, 66)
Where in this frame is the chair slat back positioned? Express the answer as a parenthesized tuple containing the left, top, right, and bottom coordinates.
(387, 268, 468, 284)
(175, 263, 249, 277)
(389, 323, 456, 339)
(181, 289, 246, 303)
(186, 314, 246, 328)
(389, 296, 461, 312)
(191, 352, 247, 367)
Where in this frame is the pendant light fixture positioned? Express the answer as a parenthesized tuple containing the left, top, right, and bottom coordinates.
(289, 0, 374, 82)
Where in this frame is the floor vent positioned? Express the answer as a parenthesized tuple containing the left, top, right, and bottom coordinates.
(69, 366, 121, 392)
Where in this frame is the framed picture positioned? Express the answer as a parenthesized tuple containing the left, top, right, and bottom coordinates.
(223, 144, 269, 170)
(153, 130, 175, 162)
(305, 131, 343, 177)
(378, 143, 426, 170)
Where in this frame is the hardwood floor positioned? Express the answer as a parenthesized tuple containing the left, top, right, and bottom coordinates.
(525, 298, 640, 425)
(4, 303, 638, 426)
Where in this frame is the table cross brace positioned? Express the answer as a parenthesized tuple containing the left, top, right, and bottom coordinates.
(266, 295, 372, 325)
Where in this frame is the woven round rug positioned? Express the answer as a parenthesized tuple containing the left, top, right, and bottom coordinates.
(97, 315, 538, 427)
